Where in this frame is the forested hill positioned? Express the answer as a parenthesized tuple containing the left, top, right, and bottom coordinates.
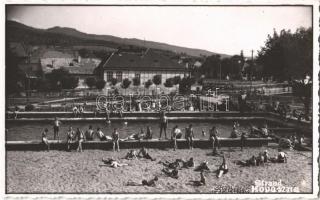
(6, 20, 230, 58)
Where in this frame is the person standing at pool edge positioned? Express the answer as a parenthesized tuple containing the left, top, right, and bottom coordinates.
(53, 117, 61, 141)
(159, 111, 168, 140)
(112, 128, 120, 152)
(186, 124, 194, 150)
(42, 128, 50, 151)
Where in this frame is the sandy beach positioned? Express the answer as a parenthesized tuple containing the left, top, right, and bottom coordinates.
(6, 147, 312, 193)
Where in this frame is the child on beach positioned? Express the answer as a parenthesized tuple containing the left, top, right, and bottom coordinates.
(41, 128, 50, 151)
(112, 128, 120, 152)
(185, 124, 194, 150)
(53, 117, 62, 141)
(76, 128, 85, 152)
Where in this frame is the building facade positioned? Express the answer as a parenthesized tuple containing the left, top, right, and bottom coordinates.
(102, 49, 187, 92)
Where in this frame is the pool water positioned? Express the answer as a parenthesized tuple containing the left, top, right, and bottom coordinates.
(6, 120, 284, 141)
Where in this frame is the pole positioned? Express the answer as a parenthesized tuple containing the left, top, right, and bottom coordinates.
(219, 61, 222, 81)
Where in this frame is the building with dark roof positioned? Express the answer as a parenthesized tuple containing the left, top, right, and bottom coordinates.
(101, 49, 187, 88)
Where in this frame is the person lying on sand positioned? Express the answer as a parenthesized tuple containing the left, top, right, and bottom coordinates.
(217, 156, 228, 178)
(173, 158, 195, 169)
(236, 155, 257, 167)
(126, 176, 159, 187)
(102, 158, 128, 168)
(125, 150, 138, 160)
(138, 147, 156, 161)
(269, 149, 288, 163)
(256, 153, 265, 166)
(162, 167, 179, 179)
(159, 159, 182, 169)
(195, 161, 210, 171)
(189, 171, 206, 186)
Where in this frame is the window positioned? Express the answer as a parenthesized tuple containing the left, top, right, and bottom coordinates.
(107, 71, 113, 81)
(135, 73, 141, 82)
(116, 71, 122, 82)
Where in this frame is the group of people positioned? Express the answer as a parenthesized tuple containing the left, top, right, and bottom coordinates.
(72, 104, 85, 117)
(236, 148, 288, 167)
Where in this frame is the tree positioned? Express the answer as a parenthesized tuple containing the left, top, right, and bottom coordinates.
(152, 75, 162, 86)
(46, 68, 78, 90)
(96, 79, 106, 90)
(172, 76, 181, 85)
(200, 55, 221, 78)
(132, 77, 141, 87)
(110, 77, 118, 86)
(164, 78, 173, 88)
(144, 79, 152, 89)
(257, 28, 312, 81)
(179, 77, 195, 94)
(121, 78, 131, 94)
(144, 79, 153, 95)
(6, 46, 25, 94)
(85, 77, 96, 88)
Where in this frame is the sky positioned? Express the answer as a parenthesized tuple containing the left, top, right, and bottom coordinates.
(6, 6, 312, 57)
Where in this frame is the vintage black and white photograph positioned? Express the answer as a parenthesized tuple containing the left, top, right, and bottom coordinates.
(3, 0, 319, 197)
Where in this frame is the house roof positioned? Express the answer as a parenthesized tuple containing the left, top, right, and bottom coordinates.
(42, 50, 74, 58)
(102, 50, 185, 71)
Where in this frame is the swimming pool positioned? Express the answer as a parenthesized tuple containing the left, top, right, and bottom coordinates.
(6, 120, 285, 141)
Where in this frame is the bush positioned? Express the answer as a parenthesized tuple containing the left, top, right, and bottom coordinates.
(110, 77, 118, 86)
(25, 104, 35, 111)
(85, 77, 97, 88)
(152, 75, 162, 85)
(121, 78, 131, 89)
(96, 79, 106, 89)
(132, 77, 141, 86)
(144, 79, 152, 89)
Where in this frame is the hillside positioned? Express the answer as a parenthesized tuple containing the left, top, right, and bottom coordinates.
(6, 20, 230, 58)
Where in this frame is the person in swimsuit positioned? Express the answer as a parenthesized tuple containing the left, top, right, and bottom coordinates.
(112, 128, 120, 152)
(240, 132, 246, 151)
(209, 126, 220, 154)
(138, 147, 156, 161)
(97, 127, 110, 141)
(126, 176, 159, 187)
(42, 128, 50, 151)
(85, 125, 94, 140)
(162, 167, 179, 179)
(195, 161, 210, 171)
(185, 124, 194, 150)
(102, 158, 128, 168)
(66, 126, 75, 151)
(76, 128, 85, 152)
(230, 126, 239, 138)
(171, 125, 181, 150)
(277, 149, 287, 163)
(125, 150, 138, 160)
(53, 117, 61, 141)
(145, 126, 153, 139)
(72, 105, 78, 117)
(217, 156, 228, 178)
(190, 171, 206, 186)
(159, 111, 168, 139)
